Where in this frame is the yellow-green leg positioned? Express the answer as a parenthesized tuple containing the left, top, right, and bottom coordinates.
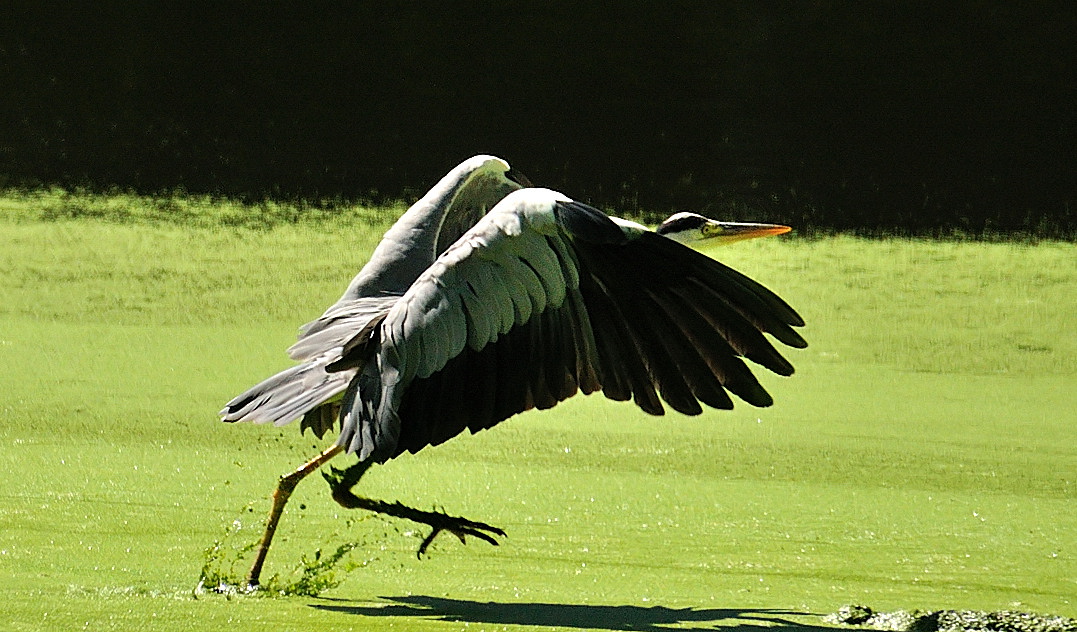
(245, 443, 344, 589)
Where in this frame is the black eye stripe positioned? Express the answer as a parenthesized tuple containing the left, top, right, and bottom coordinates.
(656, 215, 707, 235)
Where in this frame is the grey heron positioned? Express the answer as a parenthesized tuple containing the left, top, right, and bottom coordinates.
(221, 155, 805, 588)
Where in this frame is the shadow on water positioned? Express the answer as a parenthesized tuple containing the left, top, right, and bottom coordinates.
(310, 595, 835, 631)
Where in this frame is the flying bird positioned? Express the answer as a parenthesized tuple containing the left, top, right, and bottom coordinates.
(220, 155, 805, 588)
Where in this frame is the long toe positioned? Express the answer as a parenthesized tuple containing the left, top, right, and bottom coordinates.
(416, 514, 506, 558)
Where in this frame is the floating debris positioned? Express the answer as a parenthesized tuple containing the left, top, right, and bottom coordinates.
(826, 605, 1077, 632)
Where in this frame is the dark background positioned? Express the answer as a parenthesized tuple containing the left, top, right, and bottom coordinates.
(2, 2, 1074, 235)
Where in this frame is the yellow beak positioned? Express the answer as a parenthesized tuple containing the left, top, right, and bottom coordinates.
(705, 221, 792, 245)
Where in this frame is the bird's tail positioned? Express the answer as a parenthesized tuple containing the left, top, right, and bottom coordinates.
(219, 355, 355, 431)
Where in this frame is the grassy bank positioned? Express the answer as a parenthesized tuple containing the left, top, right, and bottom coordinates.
(0, 193, 1073, 631)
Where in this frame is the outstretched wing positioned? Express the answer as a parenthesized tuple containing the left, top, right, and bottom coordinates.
(288, 156, 522, 362)
(336, 188, 806, 462)
(223, 156, 524, 436)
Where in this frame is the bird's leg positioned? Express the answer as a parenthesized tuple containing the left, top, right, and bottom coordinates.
(322, 461, 506, 559)
(245, 443, 344, 589)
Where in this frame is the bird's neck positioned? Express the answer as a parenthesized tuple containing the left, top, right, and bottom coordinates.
(349, 199, 446, 296)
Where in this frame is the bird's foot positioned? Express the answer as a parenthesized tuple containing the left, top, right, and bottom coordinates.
(414, 510, 506, 559)
(322, 465, 505, 559)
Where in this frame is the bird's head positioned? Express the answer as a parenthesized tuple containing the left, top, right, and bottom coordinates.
(656, 212, 791, 246)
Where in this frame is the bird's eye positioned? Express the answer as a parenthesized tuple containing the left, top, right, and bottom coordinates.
(702, 223, 722, 237)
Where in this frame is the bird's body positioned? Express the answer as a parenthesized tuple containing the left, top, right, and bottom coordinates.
(220, 155, 805, 588)
(325, 188, 804, 462)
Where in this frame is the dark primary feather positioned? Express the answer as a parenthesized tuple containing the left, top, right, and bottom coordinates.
(635, 232, 806, 347)
(571, 231, 799, 409)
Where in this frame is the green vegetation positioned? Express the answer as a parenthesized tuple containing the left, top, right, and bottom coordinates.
(0, 193, 1073, 631)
